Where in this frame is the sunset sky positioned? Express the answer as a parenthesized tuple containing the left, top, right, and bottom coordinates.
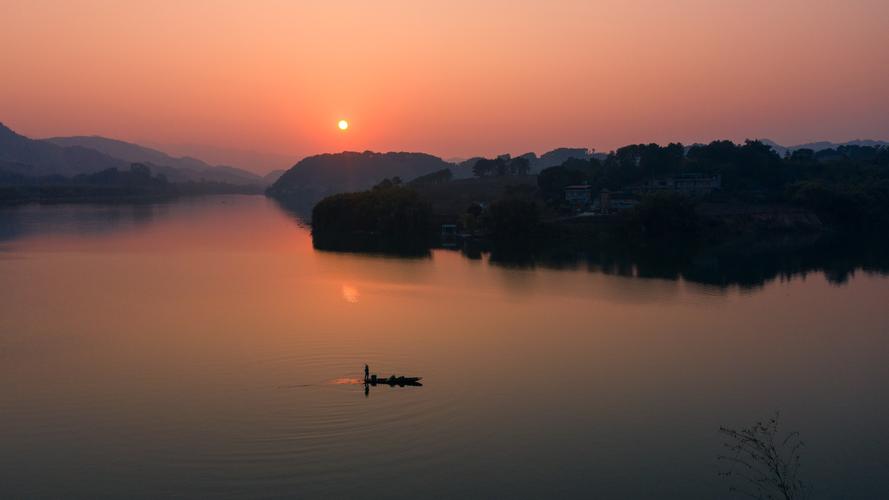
(2, 0, 888, 172)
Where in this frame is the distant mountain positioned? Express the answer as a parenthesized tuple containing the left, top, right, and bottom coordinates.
(263, 169, 286, 185)
(537, 148, 592, 169)
(758, 139, 789, 156)
(46, 135, 263, 185)
(516, 152, 539, 163)
(760, 139, 889, 156)
(790, 139, 889, 151)
(453, 157, 483, 179)
(1, 123, 267, 187)
(0, 122, 127, 176)
(268, 151, 454, 200)
(148, 142, 296, 176)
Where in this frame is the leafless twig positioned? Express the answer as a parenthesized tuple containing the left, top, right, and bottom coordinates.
(717, 413, 807, 500)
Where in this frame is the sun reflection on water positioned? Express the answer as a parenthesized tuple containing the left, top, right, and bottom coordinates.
(341, 284, 360, 303)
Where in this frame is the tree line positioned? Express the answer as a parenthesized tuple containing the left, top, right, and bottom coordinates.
(536, 140, 889, 228)
(472, 156, 531, 177)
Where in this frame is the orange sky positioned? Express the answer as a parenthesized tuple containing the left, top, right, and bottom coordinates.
(2, 0, 888, 172)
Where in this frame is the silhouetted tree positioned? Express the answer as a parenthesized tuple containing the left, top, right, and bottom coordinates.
(473, 157, 528, 177)
(485, 198, 539, 241)
(408, 168, 452, 186)
(373, 177, 403, 189)
(472, 158, 498, 177)
(460, 203, 481, 219)
(495, 159, 509, 176)
(537, 164, 589, 199)
(312, 184, 432, 247)
(129, 163, 152, 179)
(509, 157, 531, 175)
(789, 149, 815, 163)
(624, 192, 698, 237)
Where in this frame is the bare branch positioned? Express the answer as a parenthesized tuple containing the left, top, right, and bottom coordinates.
(717, 413, 807, 500)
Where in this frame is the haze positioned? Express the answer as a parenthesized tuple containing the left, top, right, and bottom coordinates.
(2, 0, 888, 172)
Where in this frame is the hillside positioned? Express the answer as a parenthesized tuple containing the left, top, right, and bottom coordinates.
(46, 135, 263, 185)
(263, 169, 286, 185)
(267, 151, 454, 201)
(0, 122, 126, 176)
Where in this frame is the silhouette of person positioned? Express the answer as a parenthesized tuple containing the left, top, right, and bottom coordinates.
(364, 364, 369, 383)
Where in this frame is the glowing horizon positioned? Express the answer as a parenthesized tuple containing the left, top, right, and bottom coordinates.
(2, 0, 888, 172)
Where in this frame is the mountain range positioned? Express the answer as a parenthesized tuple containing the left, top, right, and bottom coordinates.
(4, 120, 886, 201)
(0, 123, 265, 186)
(47, 135, 262, 185)
(146, 141, 296, 178)
(1, 123, 124, 177)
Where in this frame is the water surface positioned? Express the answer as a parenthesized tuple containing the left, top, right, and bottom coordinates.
(1, 195, 888, 498)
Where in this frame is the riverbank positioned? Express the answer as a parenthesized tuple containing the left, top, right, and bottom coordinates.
(271, 175, 862, 261)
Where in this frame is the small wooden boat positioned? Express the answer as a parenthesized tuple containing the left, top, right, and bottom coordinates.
(367, 374, 423, 386)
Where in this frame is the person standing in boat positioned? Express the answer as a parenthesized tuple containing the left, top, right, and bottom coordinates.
(364, 364, 369, 383)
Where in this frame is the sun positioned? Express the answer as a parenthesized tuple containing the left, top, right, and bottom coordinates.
(338, 119, 349, 131)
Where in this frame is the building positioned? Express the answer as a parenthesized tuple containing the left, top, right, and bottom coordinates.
(597, 189, 639, 213)
(564, 185, 592, 209)
(609, 198, 640, 211)
(637, 173, 721, 195)
(440, 224, 458, 248)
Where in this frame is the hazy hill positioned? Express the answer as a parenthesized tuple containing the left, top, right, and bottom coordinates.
(455, 157, 484, 179)
(537, 148, 592, 169)
(0, 122, 126, 176)
(267, 151, 454, 200)
(263, 169, 286, 185)
(761, 139, 889, 156)
(148, 141, 296, 176)
(1, 123, 265, 191)
(46, 135, 263, 185)
(790, 139, 889, 151)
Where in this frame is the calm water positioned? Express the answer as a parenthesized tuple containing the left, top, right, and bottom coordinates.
(1, 195, 888, 499)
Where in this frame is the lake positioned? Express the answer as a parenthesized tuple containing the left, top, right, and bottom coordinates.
(1, 195, 888, 499)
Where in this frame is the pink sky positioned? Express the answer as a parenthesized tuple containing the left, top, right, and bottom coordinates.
(2, 0, 888, 172)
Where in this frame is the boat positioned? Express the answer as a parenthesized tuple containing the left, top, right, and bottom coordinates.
(366, 374, 423, 386)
